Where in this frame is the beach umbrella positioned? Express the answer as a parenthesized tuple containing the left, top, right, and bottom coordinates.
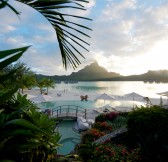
(157, 91, 168, 96)
(157, 91, 168, 104)
(124, 92, 144, 108)
(124, 92, 143, 100)
(30, 94, 54, 103)
(95, 93, 115, 103)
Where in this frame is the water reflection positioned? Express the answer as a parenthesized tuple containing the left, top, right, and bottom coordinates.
(37, 100, 145, 110)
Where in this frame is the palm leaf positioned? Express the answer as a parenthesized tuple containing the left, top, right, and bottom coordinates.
(0, 160, 15, 162)
(0, 69, 18, 83)
(0, 46, 30, 59)
(15, 0, 92, 69)
(0, 0, 7, 9)
(0, 47, 30, 102)
(0, 88, 18, 105)
(4, 119, 47, 134)
(0, 0, 20, 16)
(0, 129, 35, 139)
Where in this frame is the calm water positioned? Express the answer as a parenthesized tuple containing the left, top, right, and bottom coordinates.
(57, 120, 80, 155)
(45, 81, 168, 155)
(37, 81, 168, 109)
(52, 81, 168, 98)
(39, 100, 144, 110)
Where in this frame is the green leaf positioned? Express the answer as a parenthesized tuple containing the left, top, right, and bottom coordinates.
(0, 69, 18, 83)
(0, 0, 7, 9)
(15, 0, 91, 69)
(0, 51, 24, 69)
(4, 119, 46, 134)
(0, 160, 15, 162)
(5, 0, 21, 16)
(0, 88, 18, 105)
(0, 129, 34, 139)
(0, 46, 30, 59)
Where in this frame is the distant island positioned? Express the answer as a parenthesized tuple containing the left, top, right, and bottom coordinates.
(36, 62, 168, 82)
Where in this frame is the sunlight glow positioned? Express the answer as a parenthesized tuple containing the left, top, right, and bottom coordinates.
(95, 40, 168, 76)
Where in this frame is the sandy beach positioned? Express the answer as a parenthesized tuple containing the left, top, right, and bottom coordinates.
(23, 88, 168, 109)
(21, 88, 168, 122)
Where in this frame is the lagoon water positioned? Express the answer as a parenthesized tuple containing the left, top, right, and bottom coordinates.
(47, 81, 168, 155)
(37, 81, 168, 111)
(52, 81, 168, 98)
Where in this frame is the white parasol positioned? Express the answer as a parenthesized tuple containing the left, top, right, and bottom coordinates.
(95, 93, 115, 103)
(157, 91, 168, 104)
(30, 94, 54, 103)
(124, 92, 144, 108)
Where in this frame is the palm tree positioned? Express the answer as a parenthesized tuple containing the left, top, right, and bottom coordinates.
(43, 78, 55, 95)
(0, 93, 61, 162)
(37, 78, 55, 94)
(37, 78, 46, 94)
(2, 62, 36, 93)
(9, 0, 92, 69)
(0, 1, 91, 161)
(18, 74, 36, 93)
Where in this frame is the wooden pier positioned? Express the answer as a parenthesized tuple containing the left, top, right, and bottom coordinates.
(50, 105, 87, 119)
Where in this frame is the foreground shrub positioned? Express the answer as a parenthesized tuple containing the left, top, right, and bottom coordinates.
(95, 113, 107, 122)
(95, 112, 119, 122)
(0, 94, 61, 162)
(92, 144, 141, 162)
(77, 142, 97, 162)
(81, 128, 105, 143)
(127, 106, 168, 161)
(77, 142, 141, 162)
(110, 115, 128, 130)
(92, 122, 112, 132)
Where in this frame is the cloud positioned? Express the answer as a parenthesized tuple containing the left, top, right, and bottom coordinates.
(0, 25, 16, 33)
(83, 0, 168, 75)
(91, 0, 168, 57)
(2, 0, 168, 76)
(102, 0, 137, 20)
(68, 0, 96, 17)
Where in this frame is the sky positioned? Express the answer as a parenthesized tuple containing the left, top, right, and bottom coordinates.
(1, 0, 168, 76)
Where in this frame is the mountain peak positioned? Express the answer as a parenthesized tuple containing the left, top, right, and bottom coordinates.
(82, 61, 108, 73)
(91, 61, 99, 66)
(69, 62, 121, 80)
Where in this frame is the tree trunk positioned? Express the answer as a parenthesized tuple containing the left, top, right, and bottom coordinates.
(40, 88, 43, 94)
(47, 87, 48, 95)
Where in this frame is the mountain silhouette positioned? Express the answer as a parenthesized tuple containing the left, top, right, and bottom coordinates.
(67, 62, 121, 81)
(36, 63, 168, 82)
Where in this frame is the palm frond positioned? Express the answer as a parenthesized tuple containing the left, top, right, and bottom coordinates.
(15, 0, 92, 69)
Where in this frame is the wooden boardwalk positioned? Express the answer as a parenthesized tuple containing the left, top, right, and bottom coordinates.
(93, 128, 128, 144)
(50, 105, 87, 119)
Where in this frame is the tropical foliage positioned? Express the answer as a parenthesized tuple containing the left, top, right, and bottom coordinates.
(2, 62, 36, 93)
(92, 121, 113, 133)
(0, 46, 30, 103)
(1, 0, 91, 161)
(95, 112, 119, 122)
(12, 0, 91, 69)
(127, 106, 168, 161)
(77, 112, 141, 162)
(0, 47, 61, 162)
(81, 128, 105, 144)
(92, 143, 141, 162)
(37, 78, 55, 95)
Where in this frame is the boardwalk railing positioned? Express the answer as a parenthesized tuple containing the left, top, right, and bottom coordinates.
(93, 128, 128, 144)
(51, 105, 87, 119)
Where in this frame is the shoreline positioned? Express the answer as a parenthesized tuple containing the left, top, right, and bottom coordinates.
(23, 89, 168, 107)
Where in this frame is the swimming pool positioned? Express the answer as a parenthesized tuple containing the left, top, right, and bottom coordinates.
(38, 100, 144, 111)
(38, 100, 144, 155)
(57, 120, 80, 155)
